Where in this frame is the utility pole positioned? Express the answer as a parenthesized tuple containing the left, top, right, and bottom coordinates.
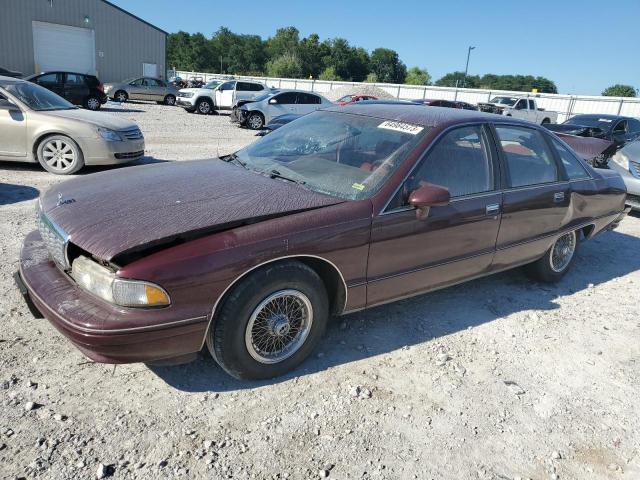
(220, 55, 223, 74)
(462, 46, 476, 88)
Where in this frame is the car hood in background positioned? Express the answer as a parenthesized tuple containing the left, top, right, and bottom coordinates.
(554, 133, 615, 162)
(42, 108, 138, 131)
(39, 160, 344, 262)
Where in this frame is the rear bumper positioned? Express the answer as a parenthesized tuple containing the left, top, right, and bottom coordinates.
(17, 230, 208, 364)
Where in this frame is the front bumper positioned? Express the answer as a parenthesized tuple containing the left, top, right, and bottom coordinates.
(77, 137, 145, 165)
(16, 230, 208, 364)
(176, 97, 197, 110)
(609, 161, 640, 210)
(230, 108, 247, 124)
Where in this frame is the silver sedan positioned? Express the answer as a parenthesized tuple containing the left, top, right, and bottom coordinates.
(609, 140, 640, 210)
(104, 77, 178, 105)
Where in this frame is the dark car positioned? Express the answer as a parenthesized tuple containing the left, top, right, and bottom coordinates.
(255, 113, 303, 136)
(422, 99, 477, 110)
(16, 105, 629, 380)
(26, 72, 108, 110)
(545, 114, 640, 148)
(0, 66, 23, 78)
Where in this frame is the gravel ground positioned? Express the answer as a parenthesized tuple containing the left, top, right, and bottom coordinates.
(1, 102, 639, 480)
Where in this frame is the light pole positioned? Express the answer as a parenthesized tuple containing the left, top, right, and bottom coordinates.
(462, 46, 476, 88)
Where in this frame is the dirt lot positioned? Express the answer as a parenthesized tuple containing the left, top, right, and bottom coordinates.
(1, 102, 639, 480)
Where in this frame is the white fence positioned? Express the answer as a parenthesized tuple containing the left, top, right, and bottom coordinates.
(173, 70, 640, 123)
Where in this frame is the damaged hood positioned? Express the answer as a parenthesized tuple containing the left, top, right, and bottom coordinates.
(545, 123, 605, 138)
(554, 133, 616, 162)
(40, 160, 344, 262)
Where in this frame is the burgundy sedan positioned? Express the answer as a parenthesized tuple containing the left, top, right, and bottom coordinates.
(16, 105, 629, 380)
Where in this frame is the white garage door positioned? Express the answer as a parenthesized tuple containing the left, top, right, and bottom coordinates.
(32, 21, 96, 74)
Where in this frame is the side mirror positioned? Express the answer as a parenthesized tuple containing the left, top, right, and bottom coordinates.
(0, 99, 20, 112)
(408, 183, 450, 219)
(269, 98, 278, 104)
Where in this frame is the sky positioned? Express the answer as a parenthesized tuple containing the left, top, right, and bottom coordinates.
(110, 0, 640, 96)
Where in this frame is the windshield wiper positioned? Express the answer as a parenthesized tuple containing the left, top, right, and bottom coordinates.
(221, 152, 249, 169)
(268, 169, 306, 186)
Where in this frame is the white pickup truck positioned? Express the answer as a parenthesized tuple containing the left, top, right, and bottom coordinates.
(477, 96, 557, 125)
(176, 80, 269, 115)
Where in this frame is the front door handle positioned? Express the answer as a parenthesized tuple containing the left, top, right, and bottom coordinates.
(554, 192, 565, 202)
(486, 203, 500, 216)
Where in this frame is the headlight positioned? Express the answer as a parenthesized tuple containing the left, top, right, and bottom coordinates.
(178, 92, 194, 98)
(71, 256, 170, 307)
(97, 127, 123, 142)
(611, 152, 630, 171)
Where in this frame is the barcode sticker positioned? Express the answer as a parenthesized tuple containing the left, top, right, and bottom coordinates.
(378, 121, 424, 135)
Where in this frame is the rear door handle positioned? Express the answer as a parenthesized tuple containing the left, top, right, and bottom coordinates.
(486, 203, 500, 216)
(554, 192, 565, 202)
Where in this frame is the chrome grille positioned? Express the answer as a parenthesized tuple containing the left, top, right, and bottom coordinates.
(119, 127, 143, 140)
(37, 212, 70, 269)
(631, 161, 640, 178)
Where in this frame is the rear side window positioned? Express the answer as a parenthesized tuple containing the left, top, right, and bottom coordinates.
(274, 92, 297, 104)
(551, 138, 590, 180)
(495, 126, 558, 187)
(407, 125, 494, 198)
(629, 119, 640, 133)
(65, 73, 85, 85)
(236, 82, 251, 91)
(249, 83, 264, 91)
(297, 93, 321, 104)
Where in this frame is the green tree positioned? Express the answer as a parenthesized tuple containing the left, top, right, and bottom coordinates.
(319, 66, 340, 81)
(266, 52, 304, 78)
(602, 84, 637, 97)
(299, 33, 329, 78)
(435, 71, 479, 88)
(405, 67, 431, 85)
(266, 27, 300, 59)
(369, 48, 407, 84)
(167, 31, 197, 71)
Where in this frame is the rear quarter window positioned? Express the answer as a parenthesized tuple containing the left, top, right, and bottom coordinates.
(550, 137, 590, 180)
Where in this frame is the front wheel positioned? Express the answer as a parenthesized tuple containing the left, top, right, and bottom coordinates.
(206, 261, 329, 380)
(246, 112, 265, 130)
(525, 230, 579, 282)
(36, 135, 85, 175)
(196, 98, 214, 114)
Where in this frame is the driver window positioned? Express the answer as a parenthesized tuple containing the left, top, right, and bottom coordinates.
(274, 92, 297, 104)
(389, 126, 493, 210)
(613, 121, 627, 133)
(130, 78, 144, 86)
(219, 82, 235, 91)
(515, 99, 527, 110)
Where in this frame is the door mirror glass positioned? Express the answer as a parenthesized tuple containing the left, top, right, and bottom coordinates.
(408, 183, 450, 219)
(269, 98, 278, 104)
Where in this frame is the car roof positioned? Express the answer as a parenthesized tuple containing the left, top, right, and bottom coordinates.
(323, 103, 528, 128)
(25, 71, 96, 79)
(570, 113, 631, 120)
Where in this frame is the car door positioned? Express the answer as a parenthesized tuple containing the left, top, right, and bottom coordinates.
(267, 92, 298, 121)
(144, 78, 165, 100)
(215, 81, 236, 108)
(367, 124, 503, 305)
(491, 124, 571, 269)
(513, 99, 531, 121)
(33, 73, 64, 99)
(0, 92, 27, 159)
(127, 78, 146, 100)
(293, 92, 322, 115)
(611, 119, 630, 146)
(63, 73, 89, 105)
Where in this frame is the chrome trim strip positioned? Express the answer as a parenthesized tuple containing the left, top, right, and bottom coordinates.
(200, 254, 349, 349)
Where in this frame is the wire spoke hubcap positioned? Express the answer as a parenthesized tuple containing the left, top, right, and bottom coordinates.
(245, 289, 313, 364)
(550, 231, 576, 272)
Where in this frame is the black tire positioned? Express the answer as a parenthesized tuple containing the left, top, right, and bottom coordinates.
(84, 95, 101, 110)
(164, 94, 176, 106)
(206, 261, 329, 380)
(114, 90, 128, 103)
(246, 111, 264, 130)
(525, 230, 580, 283)
(36, 135, 85, 175)
(196, 98, 214, 115)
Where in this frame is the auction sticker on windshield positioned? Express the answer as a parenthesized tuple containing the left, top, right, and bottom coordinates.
(378, 121, 424, 135)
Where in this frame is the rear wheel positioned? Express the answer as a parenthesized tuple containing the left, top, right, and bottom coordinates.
(36, 135, 84, 175)
(206, 261, 329, 380)
(525, 230, 579, 282)
(164, 94, 176, 106)
(114, 90, 128, 103)
(84, 95, 101, 110)
(196, 98, 214, 114)
(246, 111, 264, 130)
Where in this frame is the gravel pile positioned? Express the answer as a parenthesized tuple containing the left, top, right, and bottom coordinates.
(1, 101, 640, 479)
(323, 84, 395, 102)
